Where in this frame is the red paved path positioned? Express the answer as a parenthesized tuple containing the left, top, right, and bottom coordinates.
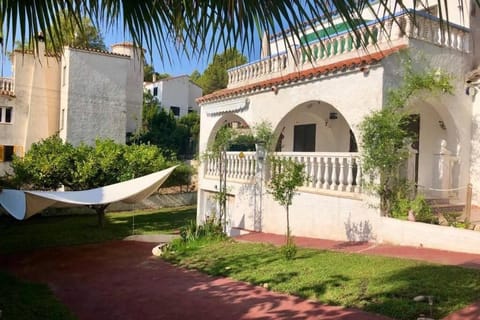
(237, 232, 480, 320)
(1, 240, 391, 320)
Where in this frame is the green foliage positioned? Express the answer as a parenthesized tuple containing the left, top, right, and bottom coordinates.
(409, 195, 436, 224)
(133, 96, 200, 159)
(359, 56, 453, 215)
(16, 13, 106, 52)
(178, 216, 225, 243)
(190, 70, 202, 85)
(0, 206, 195, 254)
(392, 193, 437, 224)
(163, 240, 480, 320)
(253, 121, 275, 152)
(196, 48, 247, 95)
(162, 163, 194, 189)
(0, 271, 76, 320)
(268, 158, 307, 255)
(281, 236, 297, 260)
(12, 135, 76, 190)
(11, 136, 174, 191)
(229, 133, 256, 151)
(268, 159, 307, 208)
(143, 64, 170, 82)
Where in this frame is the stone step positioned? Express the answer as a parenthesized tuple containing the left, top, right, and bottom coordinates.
(425, 198, 451, 206)
(430, 203, 465, 214)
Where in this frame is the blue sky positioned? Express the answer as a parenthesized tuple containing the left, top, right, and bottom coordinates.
(1, 26, 261, 78)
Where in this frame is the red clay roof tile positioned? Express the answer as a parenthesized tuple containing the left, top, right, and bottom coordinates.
(198, 45, 406, 104)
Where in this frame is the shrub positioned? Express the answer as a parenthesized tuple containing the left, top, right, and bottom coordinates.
(281, 236, 297, 260)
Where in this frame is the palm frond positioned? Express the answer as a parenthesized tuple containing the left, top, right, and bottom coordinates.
(2, 0, 477, 60)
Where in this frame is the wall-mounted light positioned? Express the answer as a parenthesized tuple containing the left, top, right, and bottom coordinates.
(438, 120, 446, 130)
(329, 112, 338, 120)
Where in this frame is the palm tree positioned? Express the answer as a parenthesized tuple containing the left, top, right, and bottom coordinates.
(2, 1, 477, 60)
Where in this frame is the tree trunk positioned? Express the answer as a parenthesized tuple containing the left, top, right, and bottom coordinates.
(94, 204, 110, 228)
(286, 205, 290, 243)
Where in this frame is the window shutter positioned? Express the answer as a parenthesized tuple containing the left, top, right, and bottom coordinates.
(0, 145, 4, 162)
(14, 145, 24, 157)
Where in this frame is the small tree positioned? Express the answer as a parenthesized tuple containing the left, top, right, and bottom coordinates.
(267, 158, 307, 259)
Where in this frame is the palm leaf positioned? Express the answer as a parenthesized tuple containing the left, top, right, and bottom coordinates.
(2, 0, 478, 59)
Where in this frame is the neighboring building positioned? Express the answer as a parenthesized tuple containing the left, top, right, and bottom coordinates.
(197, 0, 480, 253)
(0, 41, 143, 174)
(144, 75, 202, 117)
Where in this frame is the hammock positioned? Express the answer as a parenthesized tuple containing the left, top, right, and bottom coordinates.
(0, 166, 177, 220)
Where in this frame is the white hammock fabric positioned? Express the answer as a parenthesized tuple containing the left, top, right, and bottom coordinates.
(0, 166, 177, 220)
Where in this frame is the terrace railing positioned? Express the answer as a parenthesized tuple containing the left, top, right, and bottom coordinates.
(204, 151, 362, 196)
(0, 77, 14, 96)
(227, 11, 470, 88)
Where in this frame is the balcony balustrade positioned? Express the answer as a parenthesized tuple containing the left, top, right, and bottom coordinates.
(227, 11, 470, 88)
(204, 151, 362, 196)
(0, 78, 14, 95)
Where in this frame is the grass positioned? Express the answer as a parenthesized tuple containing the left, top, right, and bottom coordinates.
(0, 206, 196, 320)
(0, 206, 196, 254)
(0, 271, 76, 320)
(164, 238, 480, 320)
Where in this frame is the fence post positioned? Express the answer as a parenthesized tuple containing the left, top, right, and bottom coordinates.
(465, 183, 472, 224)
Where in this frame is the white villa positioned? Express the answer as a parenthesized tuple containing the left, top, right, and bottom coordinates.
(197, 0, 480, 253)
(0, 41, 144, 175)
(144, 75, 202, 117)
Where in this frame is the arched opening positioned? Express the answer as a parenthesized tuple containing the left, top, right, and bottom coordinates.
(207, 114, 253, 150)
(273, 100, 357, 153)
(406, 101, 461, 198)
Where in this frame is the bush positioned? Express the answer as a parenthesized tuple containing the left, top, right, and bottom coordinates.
(281, 236, 297, 260)
(162, 163, 194, 189)
(392, 193, 437, 224)
(179, 216, 224, 243)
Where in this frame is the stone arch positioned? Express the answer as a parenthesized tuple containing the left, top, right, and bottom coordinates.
(272, 100, 358, 152)
(406, 99, 463, 195)
(206, 113, 252, 148)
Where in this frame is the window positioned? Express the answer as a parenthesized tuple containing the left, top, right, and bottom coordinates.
(0, 145, 14, 162)
(170, 106, 180, 117)
(0, 107, 13, 124)
(153, 87, 158, 96)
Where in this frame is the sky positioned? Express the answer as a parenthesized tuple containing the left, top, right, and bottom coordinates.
(1, 25, 261, 79)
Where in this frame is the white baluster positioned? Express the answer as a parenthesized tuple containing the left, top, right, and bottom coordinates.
(316, 156, 324, 189)
(353, 159, 361, 193)
(330, 157, 338, 190)
(323, 157, 330, 189)
(309, 156, 316, 187)
(347, 157, 353, 192)
(338, 157, 345, 191)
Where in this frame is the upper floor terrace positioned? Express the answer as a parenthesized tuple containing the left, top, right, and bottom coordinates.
(227, 10, 470, 89)
(0, 78, 14, 96)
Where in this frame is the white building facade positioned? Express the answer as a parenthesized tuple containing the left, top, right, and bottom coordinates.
(197, 0, 480, 253)
(144, 75, 202, 117)
(0, 41, 143, 174)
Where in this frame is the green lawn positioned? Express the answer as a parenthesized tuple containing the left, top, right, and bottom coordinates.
(0, 271, 77, 320)
(164, 238, 480, 320)
(0, 206, 196, 320)
(0, 206, 196, 254)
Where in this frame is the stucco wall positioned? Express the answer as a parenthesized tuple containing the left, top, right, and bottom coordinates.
(62, 48, 130, 145)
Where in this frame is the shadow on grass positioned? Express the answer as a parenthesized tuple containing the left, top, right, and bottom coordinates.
(166, 240, 480, 320)
(350, 264, 480, 320)
(108, 206, 195, 234)
(0, 206, 196, 255)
